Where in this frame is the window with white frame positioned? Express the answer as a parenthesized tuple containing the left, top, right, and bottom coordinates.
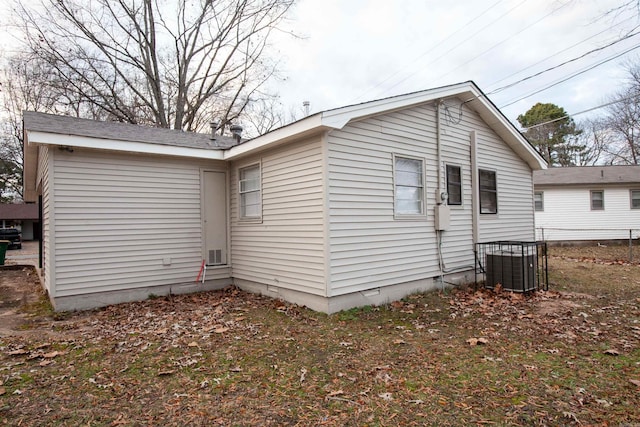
(239, 164, 261, 219)
(394, 155, 424, 215)
(534, 191, 544, 211)
(446, 164, 462, 206)
(631, 190, 640, 209)
(590, 190, 604, 211)
(479, 169, 497, 214)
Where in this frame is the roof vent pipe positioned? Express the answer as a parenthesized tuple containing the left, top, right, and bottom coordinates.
(303, 101, 310, 116)
(230, 124, 243, 144)
(210, 120, 220, 139)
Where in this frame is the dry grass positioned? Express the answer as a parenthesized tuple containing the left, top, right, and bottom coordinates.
(1, 246, 639, 426)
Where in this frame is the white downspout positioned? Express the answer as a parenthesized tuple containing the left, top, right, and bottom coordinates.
(470, 130, 479, 245)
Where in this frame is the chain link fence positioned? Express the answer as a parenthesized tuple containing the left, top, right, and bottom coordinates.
(535, 227, 640, 263)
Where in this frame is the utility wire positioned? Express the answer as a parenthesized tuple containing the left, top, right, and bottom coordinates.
(485, 15, 638, 91)
(499, 42, 640, 108)
(520, 92, 640, 130)
(488, 28, 640, 95)
(428, 0, 572, 86)
(353, 0, 526, 102)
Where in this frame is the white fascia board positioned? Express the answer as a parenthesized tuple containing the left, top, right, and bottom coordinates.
(224, 114, 326, 160)
(320, 82, 475, 129)
(468, 96, 547, 170)
(26, 131, 225, 160)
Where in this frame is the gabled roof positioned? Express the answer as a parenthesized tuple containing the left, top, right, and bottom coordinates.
(225, 81, 547, 170)
(23, 111, 237, 150)
(0, 203, 39, 220)
(534, 165, 640, 186)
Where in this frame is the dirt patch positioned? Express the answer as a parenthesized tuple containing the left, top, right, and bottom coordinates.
(0, 265, 48, 336)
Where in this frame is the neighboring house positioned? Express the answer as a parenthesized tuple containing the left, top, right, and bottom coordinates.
(533, 165, 640, 241)
(23, 81, 546, 313)
(0, 203, 39, 240)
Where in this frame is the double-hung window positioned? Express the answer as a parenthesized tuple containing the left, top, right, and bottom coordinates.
(534, 191, 544, 211)
(446, 164, 462, 206)
(239, 164, 261, 219)
(394, 155, 424, 216)
(631, 190, 640, 209)
(479, 169, 497, 214)
(590, 190, 604, 211)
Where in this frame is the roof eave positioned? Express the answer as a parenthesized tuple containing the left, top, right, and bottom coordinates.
(25, 130, 225, 160)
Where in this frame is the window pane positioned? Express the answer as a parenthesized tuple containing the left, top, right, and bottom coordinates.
(591, 191, 604, 210)
(632, 190, 640, 209)
(394, 156, 423, 215)
(446, 165, 462, 205)
(240, 165, 261, 218)
(534, 191, 544, 211)
(478, 169, 497, 214)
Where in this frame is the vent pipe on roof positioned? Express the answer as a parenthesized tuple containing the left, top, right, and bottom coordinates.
(230, 124, 243, 144)
(303, 100, 310, 117)
(210, 120, 220, 140)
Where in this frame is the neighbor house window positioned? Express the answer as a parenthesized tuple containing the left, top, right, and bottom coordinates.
(239, 164, 261, 219)
(446, 164, 462, 206)
(479, 169, 497, 214)
(534, 191, 544, 211)
(590, 190, 604, 211)
(394, 155, 424, 215)
(631, 190, 640, 209)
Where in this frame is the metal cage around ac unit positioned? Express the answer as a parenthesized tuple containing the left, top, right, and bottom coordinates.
(475, 241, 548, 292)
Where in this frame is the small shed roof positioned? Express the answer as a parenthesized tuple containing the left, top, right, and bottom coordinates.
(0, 203, 39, 220)
(534, 165, 640, 186)
(23, 112, 238, 150)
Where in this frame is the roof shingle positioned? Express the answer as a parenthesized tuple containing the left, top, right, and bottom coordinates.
(533, 165, 640, 186)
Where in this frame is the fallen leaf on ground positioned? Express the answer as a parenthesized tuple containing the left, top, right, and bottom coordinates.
(629, 379, 640, 387)
(158, 370, 175, 376)
(0, 387, 5, 396)
(604, 349, 620, 356)
(7, 349, 28, 356)
(378, 392, 393, 401)
(214, 327, 229, 334)
(43, 351, 64, 358)
(466, 337, 488, 346)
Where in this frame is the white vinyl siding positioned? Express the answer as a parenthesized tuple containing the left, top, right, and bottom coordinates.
(535, 186, 640, 240)
(50, 149, 228, 297)
(37, 146, 53, 295)
(230, 137, 326, 295)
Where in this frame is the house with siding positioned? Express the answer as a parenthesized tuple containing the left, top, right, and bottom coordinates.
(23, 81, 546, 313)
(533, 165, 640, 242)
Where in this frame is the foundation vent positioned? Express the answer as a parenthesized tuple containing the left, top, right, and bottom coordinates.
(209, 249, 223, 265)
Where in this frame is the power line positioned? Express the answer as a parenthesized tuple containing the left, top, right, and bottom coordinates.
(488, 28, 640, 95)
(520, 92, 640, 131)
(350, 0, 523, 103)
(485, 15, 638, 91)
(499, 42, 640, 108)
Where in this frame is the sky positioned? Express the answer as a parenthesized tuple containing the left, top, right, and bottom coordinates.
(0, 0, 637, 129)
(269, 0, 640, 127)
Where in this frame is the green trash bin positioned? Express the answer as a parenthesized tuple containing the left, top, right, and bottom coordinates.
(0, 240, 9, 266)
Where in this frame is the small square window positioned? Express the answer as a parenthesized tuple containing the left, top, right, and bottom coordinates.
(590, 190, 604, 211)
(534, 191, 544, 212)
(631, 190, 640, 209)
(239, 164, 261, 219)
(479, 169, 497, 214)
(446, 164, 462, 206)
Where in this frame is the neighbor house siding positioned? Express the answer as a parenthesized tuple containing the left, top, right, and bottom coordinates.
(50, 149, 227, 297)
(230, 137, 326, 295)
(535, 186, 640, 240)
(327, 104, 441, 296)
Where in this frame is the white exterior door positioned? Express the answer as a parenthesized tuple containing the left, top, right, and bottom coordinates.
(203, 171, 227, 265)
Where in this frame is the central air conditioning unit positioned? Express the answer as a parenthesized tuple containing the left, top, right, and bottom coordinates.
(485, 250, 537, 292)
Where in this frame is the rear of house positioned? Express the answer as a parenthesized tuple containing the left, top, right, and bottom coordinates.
(534, 166, 640, 242)
(23, 81, 546, 313)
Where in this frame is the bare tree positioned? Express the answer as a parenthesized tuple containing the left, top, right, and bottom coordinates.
(573, 118, 610, 165)
(11, 0, 295, 132)
(601, 63, 640, 165)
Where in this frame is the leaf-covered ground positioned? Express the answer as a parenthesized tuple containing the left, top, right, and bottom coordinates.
(1, 245, 639, 426)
